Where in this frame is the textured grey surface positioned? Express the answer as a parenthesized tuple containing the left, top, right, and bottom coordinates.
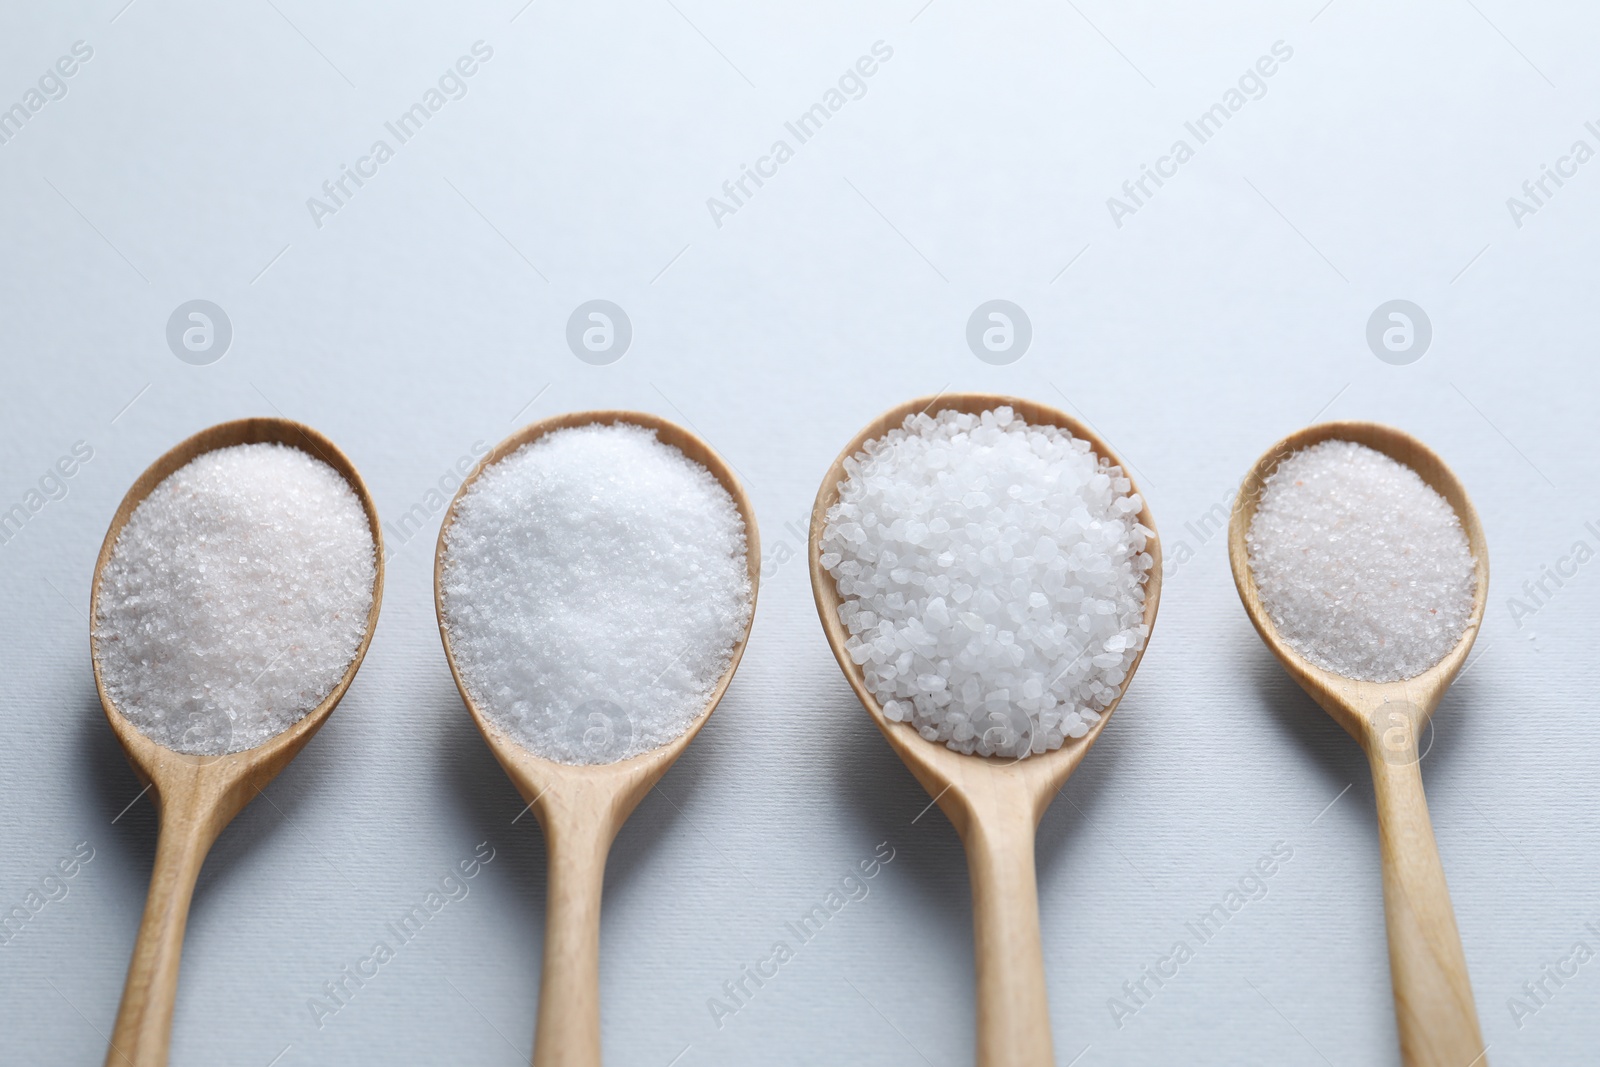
(1, 2, 1597, 1064)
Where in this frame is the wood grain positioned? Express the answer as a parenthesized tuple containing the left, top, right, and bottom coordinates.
(808, 393, 1163, 1067)
(92, 418, 385, 1067)
(433, 410, 761, 1067)
(1227, 420, 1489, 1067)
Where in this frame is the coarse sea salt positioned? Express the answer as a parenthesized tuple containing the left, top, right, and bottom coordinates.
(438, 422, 752, 766)
(1246, 439, 1476, 682)
(94, 443, 376, 755)
(820, 407, 1154, 760)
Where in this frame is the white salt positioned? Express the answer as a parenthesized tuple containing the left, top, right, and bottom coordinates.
(820, 407, 1154, 760)
(438, 423, 752, 765)
(1246, 439, 1476, 682)
(94, 443, 377, 755)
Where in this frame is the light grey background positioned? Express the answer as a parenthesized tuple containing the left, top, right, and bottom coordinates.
(2, 1, 1596, 1064)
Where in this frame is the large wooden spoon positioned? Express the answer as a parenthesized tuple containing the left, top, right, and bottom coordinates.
(808, 393, 1162, 1067)
(434, 410, 760, 1067)
(92, 418, 385, 1067)
(1227, 420, 1489, 1067)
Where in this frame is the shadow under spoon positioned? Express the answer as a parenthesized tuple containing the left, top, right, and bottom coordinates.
(1227, 420, 1490, 1067)
(92, 418, 384, 1067)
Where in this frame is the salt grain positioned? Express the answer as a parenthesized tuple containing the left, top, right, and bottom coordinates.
(438, 423, 752, 765)
(820, 407, 1154, 760)
(1246, 439, 1476, 682)
(94, 443, 376, 755)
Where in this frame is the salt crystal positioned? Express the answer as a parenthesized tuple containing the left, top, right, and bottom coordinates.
(821, 407, 1152, 760)
(93, 443, 376, 755)
(1246, 439, 1476, 682)
(439, 423, 752, 765)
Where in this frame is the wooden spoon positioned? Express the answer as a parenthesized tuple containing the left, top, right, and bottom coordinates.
(1226, 420, 1489, 1067)
(433, 410, 760, 1067)
(808, 393, 1162, 1067)
(91, 418, 385, 1067)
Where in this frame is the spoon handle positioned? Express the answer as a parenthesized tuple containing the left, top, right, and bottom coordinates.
(964, 811, 1055, 1067)
(107, 788, 218, 1067)
(534, 806, 613, 1067)
(1367, 746, 1487, 1067)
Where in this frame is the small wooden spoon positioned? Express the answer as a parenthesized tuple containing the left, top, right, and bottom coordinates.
(1226, 420, 1489, 1067)
(91, 418, 385, 1067)
(808, 393, 1162, 1067)
(434, 410, 760, 1067)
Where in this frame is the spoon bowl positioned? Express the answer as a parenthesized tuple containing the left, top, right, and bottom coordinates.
(1227, 420, 1489, 1067)
(92, 418, 384, 1067)
(809, 393, 1161, 1067)
(434, 410, 759, 1067)
(1228, 420, 1489, 742)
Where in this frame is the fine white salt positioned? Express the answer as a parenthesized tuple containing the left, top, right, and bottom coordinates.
(438, 423, 752, 765)
(1246, 439, 1477, 682)
(820, 407, 1154, 760)
(94, 443, 377, 755)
